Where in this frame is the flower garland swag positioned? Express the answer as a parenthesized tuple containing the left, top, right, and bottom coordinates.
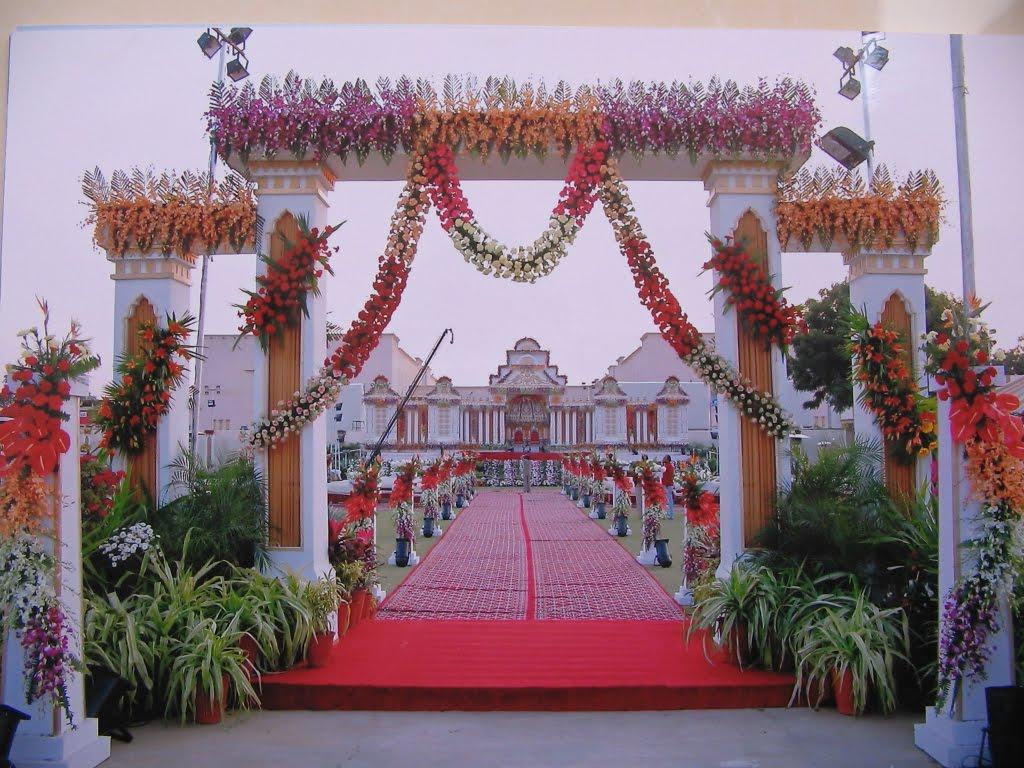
(703, 236, 802, 349)
(422, 142, 607, 283)
(634, 459, 667, 551)
(599, 157, 793, 439)
(390, 460, 420, 543)
(850, 310, 936, 463)
(93, 313, 195, 455)
(0, 302, 100, 723)
(925, 299, 1024, 710)
(237, 218, 341, 350)
(247, 160, 429, 449)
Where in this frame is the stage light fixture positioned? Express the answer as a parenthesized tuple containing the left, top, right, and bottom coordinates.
(819, 127, 874, 170)
(866, 44, 889, 70)
(838, 73, 862, 100)
(228, 27, 252, 47)
(226, 56, 250, 82)
(833, 46, 858, 68)
(197, 30, 222, 58)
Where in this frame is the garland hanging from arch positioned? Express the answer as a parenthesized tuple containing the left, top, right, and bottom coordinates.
(246, 145, 795, 447)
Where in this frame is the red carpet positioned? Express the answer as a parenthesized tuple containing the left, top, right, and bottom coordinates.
(262, 491, 795, 711)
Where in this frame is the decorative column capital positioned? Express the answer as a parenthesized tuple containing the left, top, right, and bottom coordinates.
(702, 160, 785, 204)
(248, 160, 336, 204)
(843, 237, 930, 279)
(107, 251, 195, 286)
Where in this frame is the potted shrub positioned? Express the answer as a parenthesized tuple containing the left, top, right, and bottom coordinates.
(334, 561, 363, 639)
(165, 620, 258, 725)
(304, 577, 341, 668)
(792, 590, 909, 715)
(654, 538, 672, 568)
(688, 563, 773, 668)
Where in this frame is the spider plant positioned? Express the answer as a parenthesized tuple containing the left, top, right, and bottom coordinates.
(214, 583, 280, 671)
(165, 619, 259, 723)
(791, 589, 910, 714)
(303, 576, 343, 635)
(688, 563, 775, 666)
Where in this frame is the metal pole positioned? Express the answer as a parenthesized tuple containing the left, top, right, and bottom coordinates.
(950, 34, 977, 303)
(364, 328, 453, 469)
(859, 31, 875, 181)
(189, 44, 226, 455)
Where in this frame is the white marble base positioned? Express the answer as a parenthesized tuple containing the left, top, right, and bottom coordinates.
(372, 584, 387, 602)
(11, 719, 110, 768)
(636, 546, 659, 566)
(588, 510, 599, 519)
(674, 586, 694, 606)
(607, 524, 632, 536)
(913, 707, 987, 768)
(387, 548, 420, 567)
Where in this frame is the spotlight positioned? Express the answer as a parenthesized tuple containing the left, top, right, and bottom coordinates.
(197, 30, 222, 58)
(819, 127, 874, 170)
(226, 56, 250, 82)
(865, 44, 889, 70)
(833, 45, 858, 68)
(228, 27, 252, 47)
(838, 73, 862, 100)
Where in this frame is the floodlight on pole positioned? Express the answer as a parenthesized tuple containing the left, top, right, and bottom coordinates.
(227, 27, 253, 46)
(866, 44, 889, 71)
(197, 30, 222, 59)
(838, 73, 862, 100)
(833, 46, 858, 68)
(226, 55, 249, 82)
(818, 127, 874, 170)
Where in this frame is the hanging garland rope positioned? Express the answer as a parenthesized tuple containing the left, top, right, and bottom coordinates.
(850, 310, 936, 463)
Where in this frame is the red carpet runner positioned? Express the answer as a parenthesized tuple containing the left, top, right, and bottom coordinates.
(261, 490, 795, 711)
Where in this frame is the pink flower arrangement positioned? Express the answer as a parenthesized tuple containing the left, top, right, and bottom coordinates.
(21, 604, 75, 723)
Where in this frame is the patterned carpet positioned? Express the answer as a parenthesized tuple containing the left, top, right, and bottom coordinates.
(378, 490, 682, 621)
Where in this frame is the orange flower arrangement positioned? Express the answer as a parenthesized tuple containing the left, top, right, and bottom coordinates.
(777, 165, 943, 252)
(412, 76, 603, 160)
(0, 472, 51, 537)
(82, 168, 256, 259)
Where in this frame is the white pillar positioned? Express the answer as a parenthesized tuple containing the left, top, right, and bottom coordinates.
(705, 161, 788, 579)
(5, 378, 111, 768)
(846, 240, 930, 485)
(108, 252, 194, 501)
(914, 397, 1015, 767)
(249, 161, 334, 581)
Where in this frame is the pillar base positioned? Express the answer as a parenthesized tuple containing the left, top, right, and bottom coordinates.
(266, 550, 333, 583)
(636, 546, 658, 566)
(913, 706, 987, 768)
(12, 719, 110, 768)
(674, 586, 694, 606)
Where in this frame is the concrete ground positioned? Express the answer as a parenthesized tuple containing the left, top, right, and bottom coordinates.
(104, 709, 937, 768)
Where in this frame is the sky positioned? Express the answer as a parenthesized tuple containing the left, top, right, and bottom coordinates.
(1, 24, 1022, 388)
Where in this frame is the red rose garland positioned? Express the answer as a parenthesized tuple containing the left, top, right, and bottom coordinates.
(850, 310, 937, 462)
(703, 236, 802, 349)
(94, 314, 194, 455)
(237, 220, 340, 350)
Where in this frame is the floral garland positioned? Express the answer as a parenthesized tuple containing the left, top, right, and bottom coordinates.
(634, 460, 666, 549)
(246, 162, 428, 448)
(94, 313, 194, 455)
(80, 450, 125, 520)
(777, 164, 943, 253)
(208, 74, 819, 164)
(850, 310, 936, 463)
(83, 168, 256, 258)
(599, 157, 793, 439)
(925, 299, 1023, 709)
(422, 142, 606, 282)
(237, 220, 340, 350)
(703, 236, 802, 349)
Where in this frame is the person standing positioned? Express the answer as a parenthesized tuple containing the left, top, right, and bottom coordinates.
(662, 455, 675, 519)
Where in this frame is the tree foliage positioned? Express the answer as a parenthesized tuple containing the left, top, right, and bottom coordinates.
(788, 282, 854, 411)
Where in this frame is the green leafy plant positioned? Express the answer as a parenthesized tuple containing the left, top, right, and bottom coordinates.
(333, 561, 364, 600)
(688, 563, 775, 666)
(156, 453, 268, 570)
(302, 576, 342, 635)
(82, 476, 150, 596)
(792, 590, 910, 714)
(165, 619, 258, 722)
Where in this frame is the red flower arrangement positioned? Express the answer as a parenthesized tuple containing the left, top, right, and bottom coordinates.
(390, 460, 419, 508)
(454, 452, 477, 476)
(605, 458, 633, 494)
(238, 219, 340, 350)
(850, 310, 936, 462)
(688, 491, 720, 530)
(703, 236, 802, 349)
(420, 460, 443, 491)
(0, 300, 99, 478)
(343, 462, 380, 526)
(94, 313, 195, 455)
(80, 451, 125, 519)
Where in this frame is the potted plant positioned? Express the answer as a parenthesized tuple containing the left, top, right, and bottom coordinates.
(165, 620, 258, 725)
(654, 538, 672, 568)
(688, 563, 772, 668)
(1, 705, 30, 765)
(334, 561, 363, 639)
(791, 590, 909, 715)
(303, 577, 341, 668)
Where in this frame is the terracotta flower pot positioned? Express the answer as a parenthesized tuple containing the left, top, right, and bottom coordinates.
(307, 631, 336, 668)
(350, 589, 369, 627)
(337, 602, 351, 638)
(366, 598, 378, 619)
(726, 623, 749, 668)
(832, 668, 857, 716)
(237, 634, 259, 676)
(194, 676, 228, 725)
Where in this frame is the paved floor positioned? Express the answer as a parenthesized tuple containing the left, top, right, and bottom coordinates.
(104, 709, 937, 768)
